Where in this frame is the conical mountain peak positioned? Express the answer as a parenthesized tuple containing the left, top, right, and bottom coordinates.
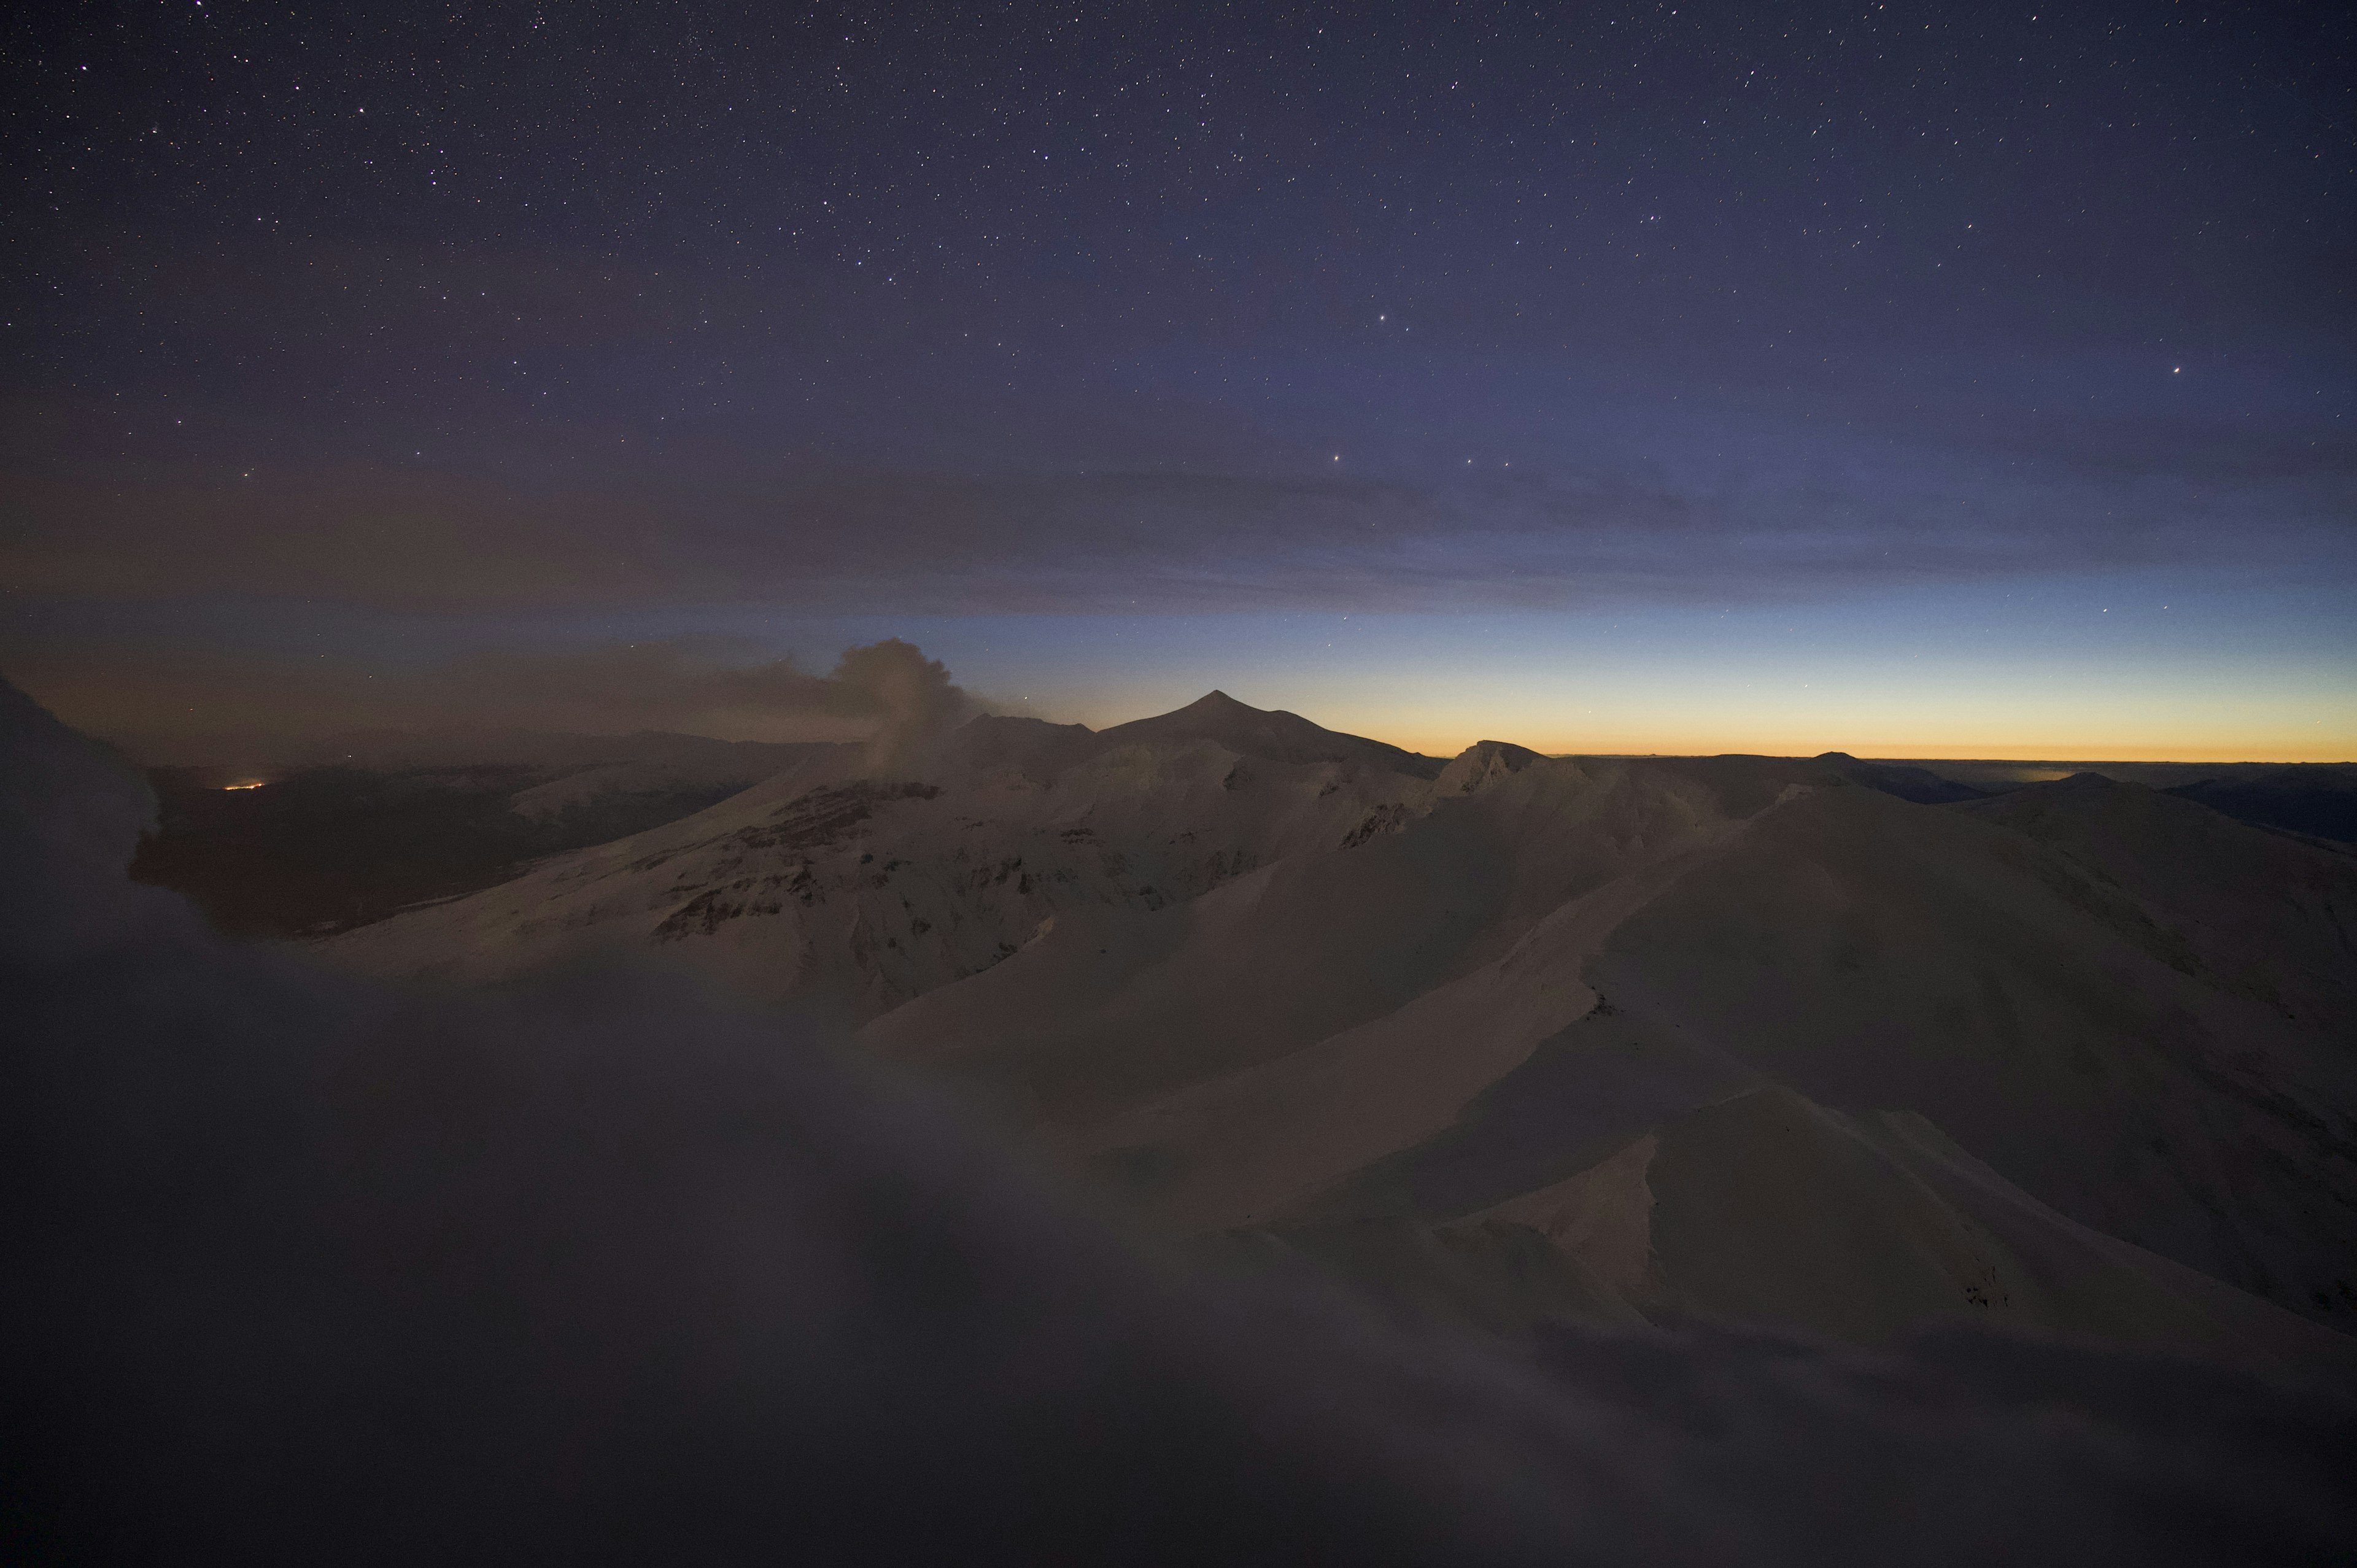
(1094, 691, 1441, 778)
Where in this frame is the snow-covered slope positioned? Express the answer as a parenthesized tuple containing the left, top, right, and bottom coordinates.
(320, 694, 2357, 1373)
(860, 754, 2356, 1365)
(322, 693, 1449, 1013)
(15, 675, 2357, 1565)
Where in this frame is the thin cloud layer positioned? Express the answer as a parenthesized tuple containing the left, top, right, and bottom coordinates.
(15, 431, 2341, 622)
(10, 637, 986, 765)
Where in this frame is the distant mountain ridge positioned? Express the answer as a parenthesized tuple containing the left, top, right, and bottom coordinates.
(2164, 763, 2357, 845)
(1094, 690, 1446, 778)
(1838, 757, 2357, 844)
(1809, 751, 1989, 805)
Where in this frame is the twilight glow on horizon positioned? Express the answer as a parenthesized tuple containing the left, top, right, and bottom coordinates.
(5, 2, 2351, 762)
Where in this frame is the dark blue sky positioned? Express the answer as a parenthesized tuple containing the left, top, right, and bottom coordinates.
(5, 1, 2353, 756)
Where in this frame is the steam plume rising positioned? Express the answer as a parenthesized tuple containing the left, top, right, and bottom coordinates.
(27, 636, 987, 767)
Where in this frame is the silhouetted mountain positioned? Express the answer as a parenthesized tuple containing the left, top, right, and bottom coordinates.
(2166, 763, 2357, 844)
(1813, 752, 1991, 805)
(1094, 690, 1447, 778)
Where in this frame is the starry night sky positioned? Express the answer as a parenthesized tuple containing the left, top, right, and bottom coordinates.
(5, 1, 2353, 758)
